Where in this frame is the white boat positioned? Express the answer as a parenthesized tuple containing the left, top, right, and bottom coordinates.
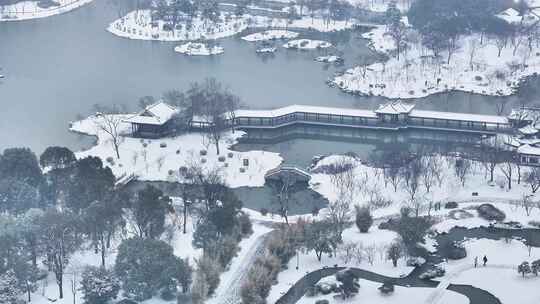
(0, 74, 4, 79)
(256, 47, 277, 54)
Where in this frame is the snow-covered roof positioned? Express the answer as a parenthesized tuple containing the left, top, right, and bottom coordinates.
(519, 124, 539, 135)
(124, 101, 179, 125)
(496, 8, 539, 25)
(410, 110, 508, 124)
(508, 107, 540, 122)
(518, 144, 540, 155)
(234, 105, 378, 119)
(375, 101, 415, 115)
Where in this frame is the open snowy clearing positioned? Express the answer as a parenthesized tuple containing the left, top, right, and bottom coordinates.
(241, 29, 299, 42)
(429, 238, 540, 304)
(296, 278, 468, 304)
(334, 23, 540, 98)
(174, 42, 224, 56)
(0, 0, 93, 21)
(70, 114, 282, 188)
(107, 10, 354, 42)
(283, 39, 332, 50)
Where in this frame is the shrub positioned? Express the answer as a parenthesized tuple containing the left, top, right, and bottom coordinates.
(477, 204, 505, 221)
(228, 152, 234, 158)
(378, 281, 394, 294)
(176, 149, 180, 154)
(239, 167, 246, 173)
(200, 150, 207, 156)
(201, 158, 207, 164)
(315, 300, 330, 304)
(218, 156, 226, 162)
(355, 206, 373, 233)
(406, 257, 426, 267)
(142, 143, 148, 148)
(474, 75, 483, 81)
(260, 208, 268, 216)
(80, 266, 120, 304)
(160, 143, 167, 148)
(168, 169, 174, 176)
(444, 201, 458, 209)
(518, 261, 531, 277)
(196, 255, 222, 296)
(419, 266, 445, 280)
(106, 156, 115, 164)
(396, 216, 431, 246)
(237, 212, 253, 236)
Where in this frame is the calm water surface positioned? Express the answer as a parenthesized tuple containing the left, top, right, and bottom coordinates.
(0, 0, 536, 155)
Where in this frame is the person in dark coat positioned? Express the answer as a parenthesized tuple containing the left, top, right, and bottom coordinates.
(483, 255, 488, 266)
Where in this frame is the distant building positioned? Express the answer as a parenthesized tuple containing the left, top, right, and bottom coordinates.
(124, 101, 179, 138)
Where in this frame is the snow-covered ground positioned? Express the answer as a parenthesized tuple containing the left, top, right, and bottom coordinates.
(296, 278, 468, 304)
(430, 238, 540, 304)
(310, 154, 539, 221)
(283, 39, 332, 50)
(334, 22, 540, 98)
(267, 225, 415, 304)
(0, 0, 93, 21)
(241, 29, 299, 42)
(174, 42, 224, 56)
(107, 10, 355, 42)
(346, 0, 411, 12)
(70, 114, 282, 188)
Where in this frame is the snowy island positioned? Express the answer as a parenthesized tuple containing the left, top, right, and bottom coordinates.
(174, 42, 224, 56)
(0, 0, 93, 21)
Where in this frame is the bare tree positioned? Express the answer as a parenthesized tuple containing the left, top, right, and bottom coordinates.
(468, 39, 479, 70)
(454, 157, 472, 187)
(94, 107, 124, 159)
(499, 160, 515, 190)
(386, 21, 408, 60)
(420, 155, 438, 193)
(522, 194, 534, 216)
(525, 167, 540, 193)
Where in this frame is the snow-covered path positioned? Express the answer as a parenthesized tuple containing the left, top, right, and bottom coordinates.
(207, 223, 273, 304)
(425, 264, 515, 304)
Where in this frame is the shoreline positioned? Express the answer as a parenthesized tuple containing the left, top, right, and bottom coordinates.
(0, 0, 94, 22)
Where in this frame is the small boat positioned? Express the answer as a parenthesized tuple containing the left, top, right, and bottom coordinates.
(256, 47, 277, 54)
(0, 74, 4, 79)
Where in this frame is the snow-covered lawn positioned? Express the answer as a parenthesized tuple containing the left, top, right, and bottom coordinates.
(296, 278, 468, 304)
(70, 114, 282, 188)
(0, 0, 93, 21)
(310, 154, 539, 221)
(174, 42, 224, 56)
(283, 39, 332, 50)
(267, 225, 414, 304)
(427, 238, 540, 304)
(334, 23, 540, 98)
(345, 0, 411, 12)
(107, 10, 355, 42)
(241, 29, 299, 42)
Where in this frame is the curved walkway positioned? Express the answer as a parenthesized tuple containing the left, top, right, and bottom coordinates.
(275, 264, 503, 304)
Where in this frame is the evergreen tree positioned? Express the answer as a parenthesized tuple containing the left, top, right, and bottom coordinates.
(355, 206, 373, 233)
(80, 266, 120, 304)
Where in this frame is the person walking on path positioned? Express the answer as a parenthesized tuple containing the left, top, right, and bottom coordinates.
(483, 255, 488, 267)
(474, 256, 478, 268)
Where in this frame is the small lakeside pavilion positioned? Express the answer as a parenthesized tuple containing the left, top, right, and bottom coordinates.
(123, 101, 179, 138)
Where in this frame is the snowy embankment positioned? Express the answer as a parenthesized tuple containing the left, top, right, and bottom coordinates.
(0, 0, 93, 21)
(334, 23, 540, 98)
(283, 39, 332, 50)
(174, 42, 224, 56)
(241, 29, 299, 42)
(70, 114, 282, 188)
(107, 9, 354, 42)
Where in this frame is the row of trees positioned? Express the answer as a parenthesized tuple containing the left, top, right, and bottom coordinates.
(0, 144, 254, 303)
